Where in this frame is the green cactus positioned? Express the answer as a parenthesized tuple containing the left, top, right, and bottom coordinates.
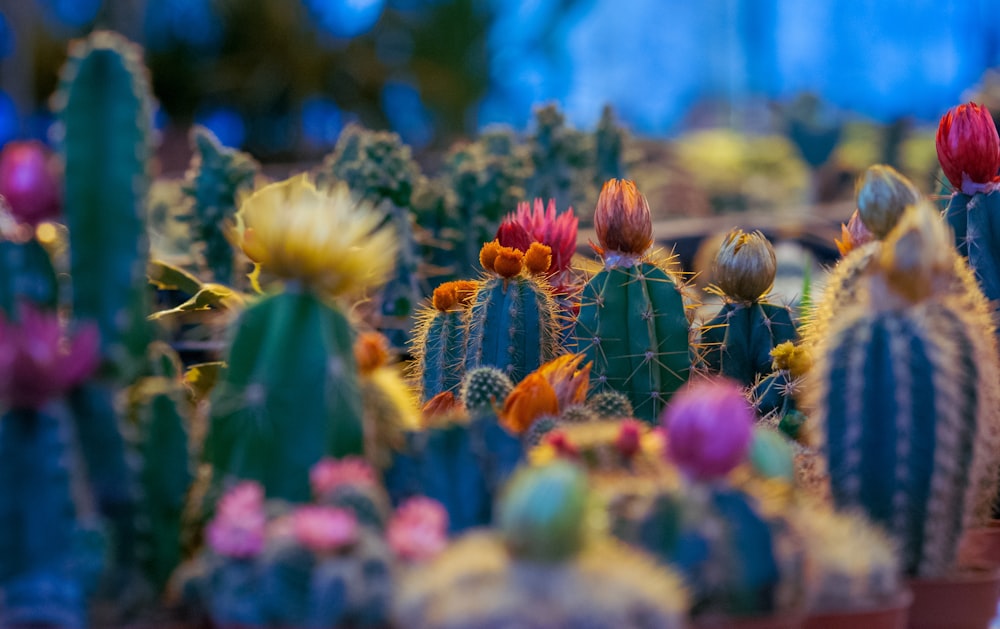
(594, 105, 627, 189)
(810, 201, 1000, 577)
(181, 125, 259, 286)
(560, 404, 598, 424)
(55, 30, 154, 381)
(410, 280, 476, 403)
(587, 390, 634, 419)
(205, 290, 365, 503)
(0, 237, 59, 317)
(526, 103, 594, 212)
(459, 365, 514, 416)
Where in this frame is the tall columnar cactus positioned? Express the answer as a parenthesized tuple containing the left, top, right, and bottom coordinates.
(526, 104, 594, 213)
(54, 30, 153, 380)
(204, 175, 397, 503)
(0, 308, 104, 629)
(701, 229, 797, 386)
(315, 125, 424, 347)
(594, 105, 627, 189)
(574, 180, 692, 422)
(809, 200, 1000, 577)
(464, 240, 561, 382)
(182, 125, 259, 286)
(410, 280, 477, 403)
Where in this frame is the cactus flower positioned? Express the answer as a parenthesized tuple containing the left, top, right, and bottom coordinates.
(310, 456, 377, 498)
(0, 141, 61, 227)
(233, 174, 397, 298)
(431, 280, 478, 311)
(713, 229, 776, 303)
(479, 240, 502, 272)
(855, 165, 921, 239)
(543, 430, 580, 460)
(387, 496, 449, 561)
(523, 242, 552, 275)
(936, 103, 1000, 193)
(292, 506, 358, 553)
(509, 199, 579, 275)
(662, 377, 753, 481)
(496, 219, 533, 253)
(536, 354, 591, 409)
(835, 210, 875, 256)
(353, 331, 390, 375)
(422, 390, 462, 420)
(206, 482, 267, 558)
(594, 179, 653, 258)
(492, 245, 525, 278)
(615, 418, 643, 460)
(770, 341, 812, 380)
(500, 371, 559, 434)
(0, 307, 99, 411)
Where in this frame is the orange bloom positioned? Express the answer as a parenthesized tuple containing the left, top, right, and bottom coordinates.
(536, 354, 591, 408)
(480, 240, 502, 272)
(834, 209, 874, 257)
(524, 242, 553, 275)
(422, 391, 462, 420)
(493, 246, 525, 278)
(452, 280, 479, 307)
(354, 332, 389, 375)
(594, 179, 653, 256)
(500, 372, 559, 434)
(432, 283, 459, 311)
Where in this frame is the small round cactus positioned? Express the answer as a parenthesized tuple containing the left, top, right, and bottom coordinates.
(587, 390, 634, 419)
(523, 415, 560, 447)
(561, 404, 599, 423)
(460, 366, 514, 416)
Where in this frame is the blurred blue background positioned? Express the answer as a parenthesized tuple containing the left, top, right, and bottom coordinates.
(0, 0, 998, 161)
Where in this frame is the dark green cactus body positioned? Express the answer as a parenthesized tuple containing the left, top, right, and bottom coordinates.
(702, 302, 796, 386)
(466, 276, 560, 383)
(819, 302, 996, 576)
(0, 238, 58, 317)
(946, 192, 1000, 308)
(414, 309, 468, 402)
(574, 263, 690, 422)
(526, 105, 593, 212)
(0, 403, 104, 629)
(56, 32, 153, 380)
(205, 290, 363, 503)
(182, 126, 259, 286)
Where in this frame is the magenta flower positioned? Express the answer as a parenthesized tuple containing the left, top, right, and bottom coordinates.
(309, 456, 377, 498)
(387, 496, 449, 561)
(661, 377, 754, 481)
(495, 219, 533, 253)
(0, 141, 61, 227)
(206, 482, 267, 558)
(936, 103, 1000, 193)
(543, 430, 580, 460)
(0, 306, 100, 411)
(615, 418, 643, 460)
(509, 199, 578, 276)
(292, 506, 358, 553)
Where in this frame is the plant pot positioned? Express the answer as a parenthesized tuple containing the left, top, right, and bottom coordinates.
(803, 590, 912, 629)
(957, 519, 1000, 569)
(907, 568, 1000, 629)
(689, 611, 805, 629)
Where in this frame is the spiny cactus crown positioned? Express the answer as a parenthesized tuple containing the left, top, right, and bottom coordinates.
(560, 404, 598, 424)
(461, 366, 514, 415)
(587, 390, 635, 419)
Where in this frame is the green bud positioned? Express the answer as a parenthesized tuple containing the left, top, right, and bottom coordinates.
(856, 165, 921, 239)
(497, 460, 589, 562)
(713, 229, 776, 303)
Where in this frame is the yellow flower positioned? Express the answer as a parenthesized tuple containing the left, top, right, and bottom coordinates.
(233, 174, 397, 298)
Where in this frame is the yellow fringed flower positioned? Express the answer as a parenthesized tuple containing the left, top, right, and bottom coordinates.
(233, 174, 397, 298)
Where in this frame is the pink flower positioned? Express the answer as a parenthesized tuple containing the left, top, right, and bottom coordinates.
(615, 418, 643, 460)
(543, 430, 580, 460)
(508, 199, 579, 276)
(206, 482, 267, 558)
(292, 506, 358, 553)
(835, 209, 874, 257)
(936, 103, 1000, 194)
(0, 306, 100, 410)
(387, 497, 448, 561)
(0, 141, 61, 227)
(309, 456, 376, 498)
(495, 219, 533, 253)
(661, 377, 753, 481)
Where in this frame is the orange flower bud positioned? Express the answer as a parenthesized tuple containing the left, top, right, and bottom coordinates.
(500, 372, 559, 434)
(452, 280, 479, 307)
(432, 283, 458, 311)
(480, 240, 502, 272)
(594, 179, 653, 256)
(354, 332, 389, 375)
(524, 242, 552, 275)
(493, 246, 525, 278)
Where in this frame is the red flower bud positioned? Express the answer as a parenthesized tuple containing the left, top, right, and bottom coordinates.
(594, 179, 653, 258)
(496, 219, 533, 253)
(936, 103, 1000, 193)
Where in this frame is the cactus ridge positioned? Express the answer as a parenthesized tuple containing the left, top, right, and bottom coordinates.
(410, 304, 470, 403)
(701, 301, 797, 386)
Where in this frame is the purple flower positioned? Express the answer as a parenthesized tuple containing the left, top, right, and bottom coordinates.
(509, 199, 579, 276)
(387, 496, 449, 561)
(206, 482, 267, 558)
(292, 506, 358, 553)
(0, 141, 61, 227)
(0, 306, 100, 411)
(309, 456, 376, 498)
(661, 377, 754, 481)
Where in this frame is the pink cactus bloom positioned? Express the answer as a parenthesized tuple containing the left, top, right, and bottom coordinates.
(206, 482, 267, 558)
(615, 418, 643, 460)
(661, 377, 754, 481)
(309, 456, 377, 498)
(0, 306, 100, 411)
(0, 141, 61, 227)
(495, 219, 533, 253)
(936, 102, 1000, 193)
(543, 429, 580, 460)
(387, 496, 449, 561)
(509, 199, 579, 276)
(292, 506, 358, 553)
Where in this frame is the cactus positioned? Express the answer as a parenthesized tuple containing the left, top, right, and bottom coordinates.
(464, 241, 562, 382)
(574, 180, 692, 422)
(749, 341, 812, 435)
(701, 230, 797, 386)
(594, 105, 627, 188)
(204, 175, 396, 503)
(181, 125, 259, 286)
(526, 104, 594, 212)
(410, 280, 477, 403)
(588, 390, 634, 419)
(0, 235, 59, 317)
(396, 462, 689, 629)
(459, 365, 514, 416)
(809, 200, 1000, 577)
(55, 31, 154, 380)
